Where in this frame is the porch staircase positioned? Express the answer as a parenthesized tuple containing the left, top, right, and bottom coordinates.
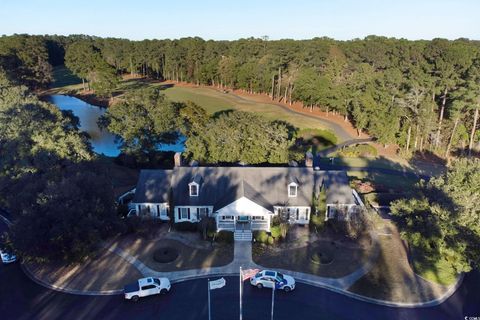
(234, 230, 252, 241)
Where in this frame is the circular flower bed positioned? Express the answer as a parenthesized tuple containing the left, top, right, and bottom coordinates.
(310, 251, 334, 265)
(153, 247, 179, 263)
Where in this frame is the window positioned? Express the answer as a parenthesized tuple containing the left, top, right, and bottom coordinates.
(199, 207, 208, 217)
(181, 208, 189, 219)
(222, 215, 234, 221)
(288, 183, 297, 197)
(141, 285, 156, 290)
(153, 278, 161, 285)
(265, 271, 276, 277)
(189, 183, 199, 196)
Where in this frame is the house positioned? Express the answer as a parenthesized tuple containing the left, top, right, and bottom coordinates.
(323, 171, 363, 220)
(130, 170, 172, 220)
(170, 167, 318, 234)
(128, 165, 362, 240)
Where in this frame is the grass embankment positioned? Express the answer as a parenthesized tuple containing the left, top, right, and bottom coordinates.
(412, 250, 458, 286)
(348, 230, 456, 302)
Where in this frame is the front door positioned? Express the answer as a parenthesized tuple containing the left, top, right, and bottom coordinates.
(235, 216, 251, 231)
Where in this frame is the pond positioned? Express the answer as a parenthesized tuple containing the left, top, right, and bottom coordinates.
(47, 95, 185, 157)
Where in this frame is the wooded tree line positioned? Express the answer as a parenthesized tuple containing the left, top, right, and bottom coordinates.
(0, 68, 120, 262)
(2, 34, 480, 158)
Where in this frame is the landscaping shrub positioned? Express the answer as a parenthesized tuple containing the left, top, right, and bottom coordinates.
(198, 217, 216, 240)
(270, 226, 281, 240)
(271, 216, 281, 227)
(279, 223, 289, 239)
(254, 230, 269, 244)
(267, 236, 274, 245)
(309, 213, 325, 232)
(175, 221, 199, 232)
(216, 231, 234, 244)
(117, 203, 130, 217)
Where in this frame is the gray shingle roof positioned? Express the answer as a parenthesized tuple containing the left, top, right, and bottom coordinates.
(171, 167, 318, 211)
(132, 170, 172, 203)
(323, 171, 355, 205)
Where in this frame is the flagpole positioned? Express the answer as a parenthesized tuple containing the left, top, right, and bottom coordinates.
(270, 284, 275, 320)
(208, 278, 211, 320)
(239, 266, 242, 320)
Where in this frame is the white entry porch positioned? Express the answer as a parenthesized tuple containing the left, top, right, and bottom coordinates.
(215, 197, 272, 233)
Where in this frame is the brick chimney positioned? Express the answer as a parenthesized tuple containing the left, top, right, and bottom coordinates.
(305, 151, 313, 167)
(174, 152, 182, 167)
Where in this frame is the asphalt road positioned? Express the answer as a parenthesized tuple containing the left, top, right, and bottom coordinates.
(1, 261, 479, 320)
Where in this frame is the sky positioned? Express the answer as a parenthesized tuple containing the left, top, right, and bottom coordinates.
(0, 0, 479, 41)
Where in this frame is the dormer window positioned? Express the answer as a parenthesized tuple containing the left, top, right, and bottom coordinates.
(288, 182, 298, 197)
(189, 182, 199, 197)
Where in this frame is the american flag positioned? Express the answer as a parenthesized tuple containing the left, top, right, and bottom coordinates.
(241, 268, 260, 281)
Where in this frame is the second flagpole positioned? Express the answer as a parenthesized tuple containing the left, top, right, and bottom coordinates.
(239, 266, 243, 320)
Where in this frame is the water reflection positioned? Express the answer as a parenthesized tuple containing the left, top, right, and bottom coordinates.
(47, 95, 185, 157)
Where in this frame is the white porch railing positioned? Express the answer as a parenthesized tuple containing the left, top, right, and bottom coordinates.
(217, 221, 235, 231)
(251, 221, 270, 231)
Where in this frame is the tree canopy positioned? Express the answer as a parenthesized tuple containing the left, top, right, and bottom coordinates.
(185, 111, 294, 164)
(100, 87, 180, 161)
(390, 158, 480, 273)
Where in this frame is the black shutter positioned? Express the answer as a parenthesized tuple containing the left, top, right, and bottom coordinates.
(206, 208, 209, 216)
(177, 208, 181, 220)
(187, 208, 191, 220)
(196, 208, 200, 220)
(296, 208, 299, 219)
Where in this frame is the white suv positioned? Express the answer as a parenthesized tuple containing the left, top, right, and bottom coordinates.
(0, 249, 16, 264)
(250, 270, 295, 292)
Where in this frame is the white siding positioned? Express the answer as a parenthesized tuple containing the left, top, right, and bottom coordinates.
(174, 206, 213, 223)
(273, 206, 311, 224)
(132, 203, 170, 220)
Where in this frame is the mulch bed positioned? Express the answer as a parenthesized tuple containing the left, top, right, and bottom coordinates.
(253, 239, 371, 278)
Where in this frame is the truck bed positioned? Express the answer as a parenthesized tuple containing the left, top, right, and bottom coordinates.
(124, 282, 139, 293)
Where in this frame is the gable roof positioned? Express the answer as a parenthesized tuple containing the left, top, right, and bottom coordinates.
(132, 170, 172, 203)
(171, 167, 319, 211)
(323, 171, 356, 205)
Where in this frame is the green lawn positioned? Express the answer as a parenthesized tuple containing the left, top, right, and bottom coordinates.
(50, 66, 82, 88)
(347, 171, 418, 192)
(162, 86, 335, 131)
(318, 156, 414, 172)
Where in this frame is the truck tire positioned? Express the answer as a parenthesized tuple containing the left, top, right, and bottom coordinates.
(132, 295, 139, 302)
(284, 286, 291, 292)
(256, 283, 263, 289)
(160, 289, 167, 295)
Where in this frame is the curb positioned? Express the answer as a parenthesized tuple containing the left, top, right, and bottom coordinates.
(20, 263, 124, 296)
(294, 272, 464, 308)
(0, 213, 12, 227)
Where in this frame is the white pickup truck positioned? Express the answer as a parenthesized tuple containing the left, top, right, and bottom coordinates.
(124, 277, 171, 301)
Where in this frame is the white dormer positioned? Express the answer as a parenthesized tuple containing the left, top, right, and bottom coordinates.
(288, 182, 298, 197)
(189, 182, 199, 197)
